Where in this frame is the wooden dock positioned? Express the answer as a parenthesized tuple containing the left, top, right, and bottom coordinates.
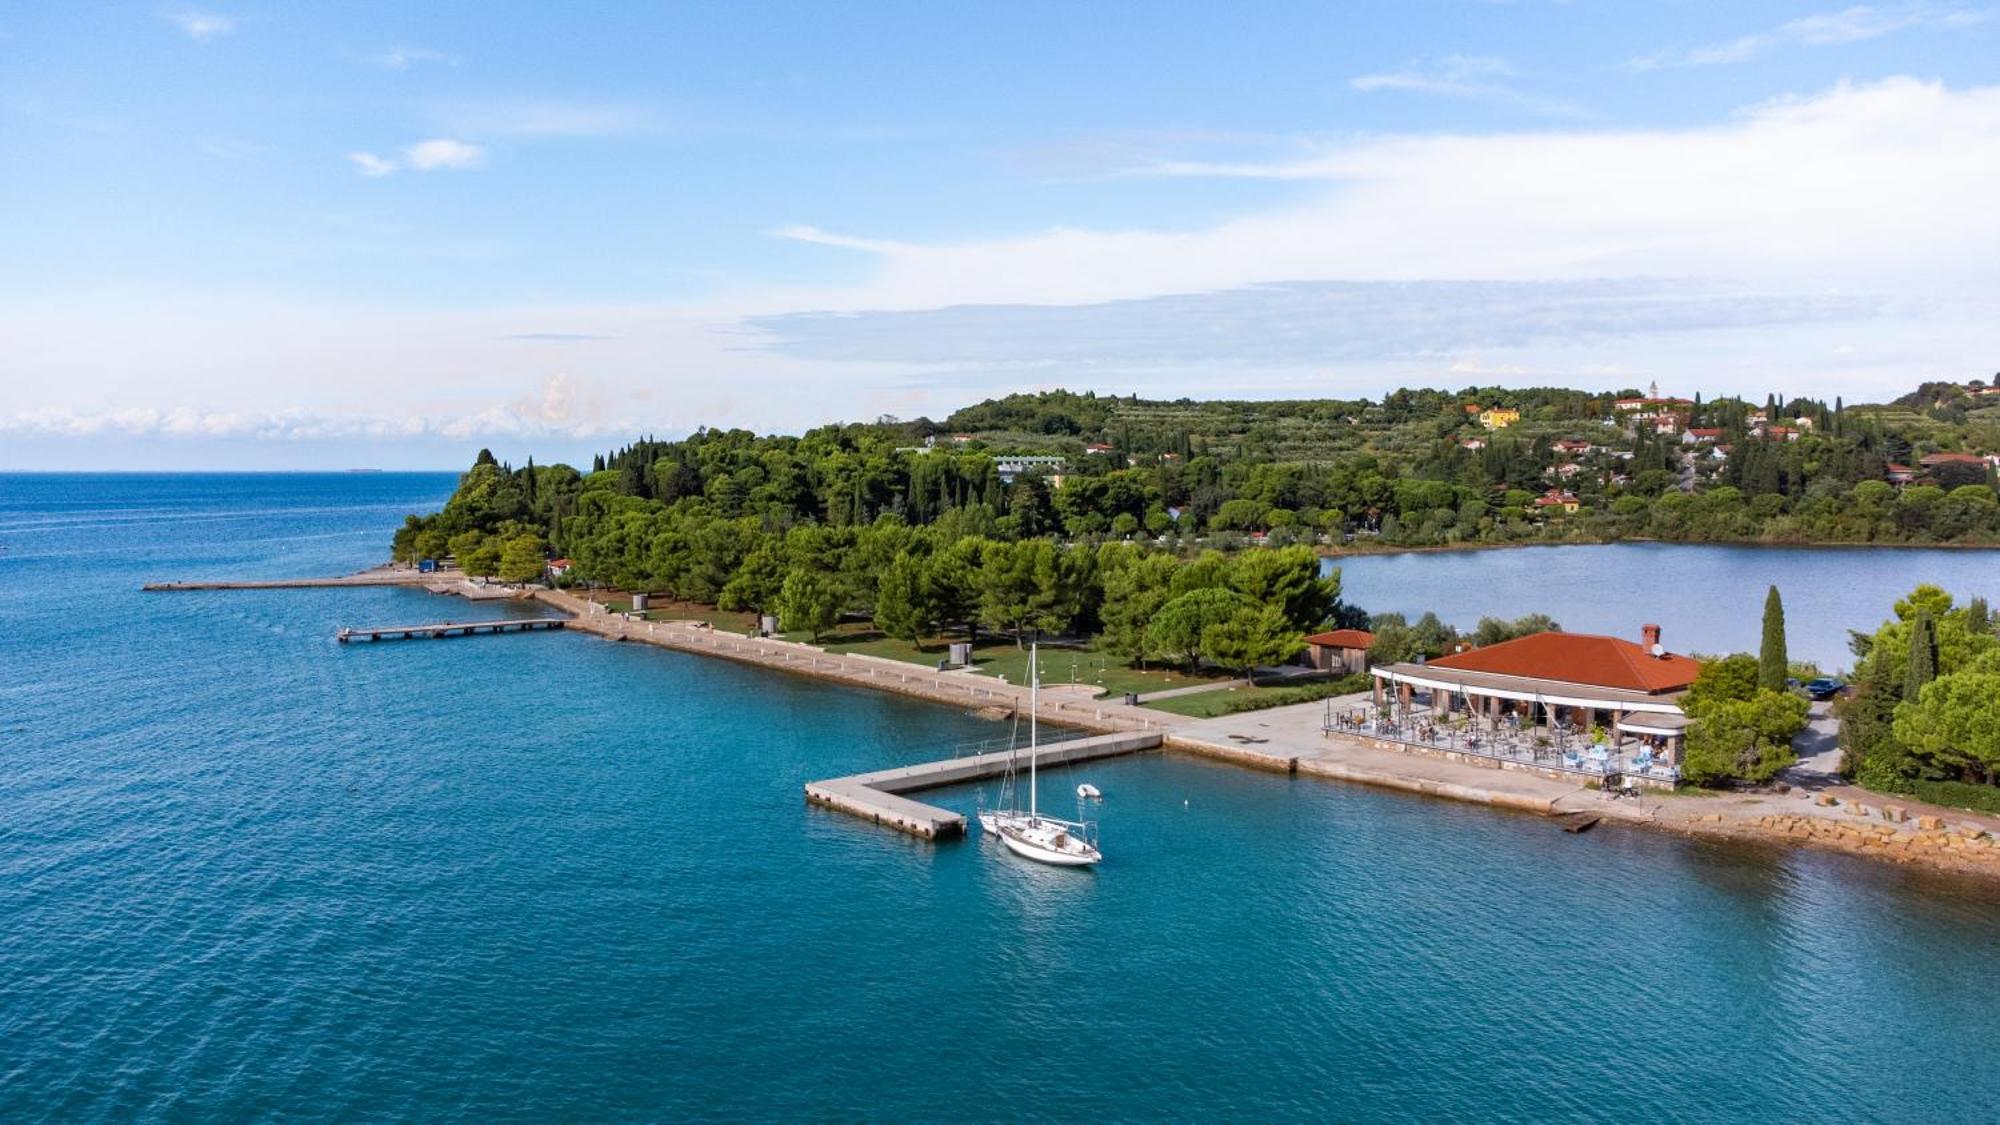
(804, 730, 1162, 839)
(336, 619, 566, 643)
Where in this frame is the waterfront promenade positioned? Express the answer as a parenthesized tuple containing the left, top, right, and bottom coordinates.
(534, 587, 2000, 874)
(144, 571, 2000, 877)
(534, 587, 1174, 734)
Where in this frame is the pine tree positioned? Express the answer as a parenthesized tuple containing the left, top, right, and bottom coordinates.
(1967, 596, 1993, 638)
(872, 554, 930, 645)
(1758, 585, 1789, 691)
(1904, 609, 1938, 700)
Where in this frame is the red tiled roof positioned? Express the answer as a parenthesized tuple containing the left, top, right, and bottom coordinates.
(1425, 631, 1701, 694)
(1919, 451, 1986, 465)
(1304, 628, 1374, 648)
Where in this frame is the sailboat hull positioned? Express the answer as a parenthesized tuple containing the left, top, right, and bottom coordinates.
(996, 819, 1101, 867)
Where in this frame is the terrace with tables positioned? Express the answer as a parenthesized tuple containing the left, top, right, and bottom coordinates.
(1337, 624, 1701, 787)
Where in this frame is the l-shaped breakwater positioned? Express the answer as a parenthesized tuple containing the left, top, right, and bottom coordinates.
(146, 570, 2000, 879)
(805, 731, 1162, 838)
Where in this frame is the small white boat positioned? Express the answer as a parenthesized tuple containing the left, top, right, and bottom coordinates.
(1076, 782, 1102, 801)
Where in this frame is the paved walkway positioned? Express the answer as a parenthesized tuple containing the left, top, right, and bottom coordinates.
(536, 588, 1182, 734)
(500, 586, 2000, 876)
(1779, 701, 1844, 791)
(1132, 678, 1250, 703)
(1171, 701, 1604, 815)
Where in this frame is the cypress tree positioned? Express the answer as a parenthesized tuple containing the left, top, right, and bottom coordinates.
(1904, 609, 1938, 700)
(1758, 585, 1789, 691)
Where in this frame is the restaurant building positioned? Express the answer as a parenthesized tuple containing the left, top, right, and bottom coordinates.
(1368, 625, 1701, 765)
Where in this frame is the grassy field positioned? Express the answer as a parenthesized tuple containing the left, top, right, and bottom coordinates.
(1144, 674, 1372, 719)
(589, 595, 759, 631)
(574, 595, 1236, 700)
(803, 625, 1228, 698)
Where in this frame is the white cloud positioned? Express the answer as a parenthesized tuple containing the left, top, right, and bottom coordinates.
(346, 151, 397, 177)
(12, 79, 2000, 454)
(161, 8, 233, 42)
(0, 374, 620, 443)
(402, 138, 486, 171)
(767, 79, 2000, 310)
(346, 139, 486, 176)
(1351, 55, 1589, 118)
(1629, 4, 1985, 70)
(354, 45, 457, 70)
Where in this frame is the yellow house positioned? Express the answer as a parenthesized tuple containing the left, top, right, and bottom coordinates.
(1478, 407, 1521, 430)
(1534, 488, 1581, 514)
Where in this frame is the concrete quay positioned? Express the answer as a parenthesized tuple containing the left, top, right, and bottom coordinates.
(141, 567, 2000, 878)
(533, 587, 1173, 734)
(805, 731, 1162, 839)
(144, 564, 459, 591)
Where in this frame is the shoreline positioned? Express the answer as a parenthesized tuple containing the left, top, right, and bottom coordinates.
(520, 586, 2000, 883)
(148, 563, 2000, 883)
(1317, 535, 2000, 562)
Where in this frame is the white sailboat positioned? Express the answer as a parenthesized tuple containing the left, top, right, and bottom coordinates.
(979, 643, 1102, 867)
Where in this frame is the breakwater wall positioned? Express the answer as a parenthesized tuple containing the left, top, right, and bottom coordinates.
(805, 731, 1161, 839)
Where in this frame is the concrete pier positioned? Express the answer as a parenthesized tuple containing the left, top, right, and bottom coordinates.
(805, 731, 1161, 839)
(143, 566, 449, 591)
(337, 619, 566, 643)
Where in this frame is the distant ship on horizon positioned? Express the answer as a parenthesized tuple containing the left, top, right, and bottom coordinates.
(345, 468, 383, 473)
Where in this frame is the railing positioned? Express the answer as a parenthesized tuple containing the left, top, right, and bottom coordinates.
(945, 728, 1094, 760)
(1324, 706, 1681, 783)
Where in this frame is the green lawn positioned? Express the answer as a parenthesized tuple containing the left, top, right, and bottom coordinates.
(592, 596, 758, 631)
(805, 626, 1228, 698)
(1144, 675, 1366, 718)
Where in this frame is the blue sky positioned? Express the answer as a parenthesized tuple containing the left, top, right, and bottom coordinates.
(3, 1, 1998, 468)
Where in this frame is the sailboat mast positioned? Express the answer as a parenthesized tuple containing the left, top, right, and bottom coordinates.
(1029, 641, 1038, 819)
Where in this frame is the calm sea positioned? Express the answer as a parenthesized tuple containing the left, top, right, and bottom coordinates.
(2, 474, 1996, 1122)
(1333, 542, 2000, 672)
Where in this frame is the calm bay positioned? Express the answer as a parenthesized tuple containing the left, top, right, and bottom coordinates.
(2, 474, 1996, 1121)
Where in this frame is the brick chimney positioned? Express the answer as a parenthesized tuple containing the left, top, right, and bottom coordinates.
(1641, 623, 1662, 656)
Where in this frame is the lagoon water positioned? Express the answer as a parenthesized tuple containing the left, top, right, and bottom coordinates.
(3, 474, 1998, 1122)
(1334, 543, 2000, 673)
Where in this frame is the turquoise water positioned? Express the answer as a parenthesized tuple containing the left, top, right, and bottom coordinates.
(1334, 543, 2000, 672)
(3, 474, 1997, 1122)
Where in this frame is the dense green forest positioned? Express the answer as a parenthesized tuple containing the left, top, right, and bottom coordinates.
(394, 379, 2000, 646)
(396, 378, 2000, 597)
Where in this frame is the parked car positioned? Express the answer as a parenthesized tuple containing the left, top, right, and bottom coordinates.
(1804, 677, 1845, 701)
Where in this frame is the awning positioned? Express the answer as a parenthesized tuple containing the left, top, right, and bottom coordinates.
(1616, 713, 1690, 736)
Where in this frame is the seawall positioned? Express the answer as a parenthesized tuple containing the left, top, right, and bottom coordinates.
(529, 588, 2000, 882)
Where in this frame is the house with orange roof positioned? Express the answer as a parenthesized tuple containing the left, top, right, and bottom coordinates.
(1918, 451, 1987, 469)
(1533, 488, 1580, 513)
(1303, 628, 1374, 674)
(1366, 624, 1700, 782)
